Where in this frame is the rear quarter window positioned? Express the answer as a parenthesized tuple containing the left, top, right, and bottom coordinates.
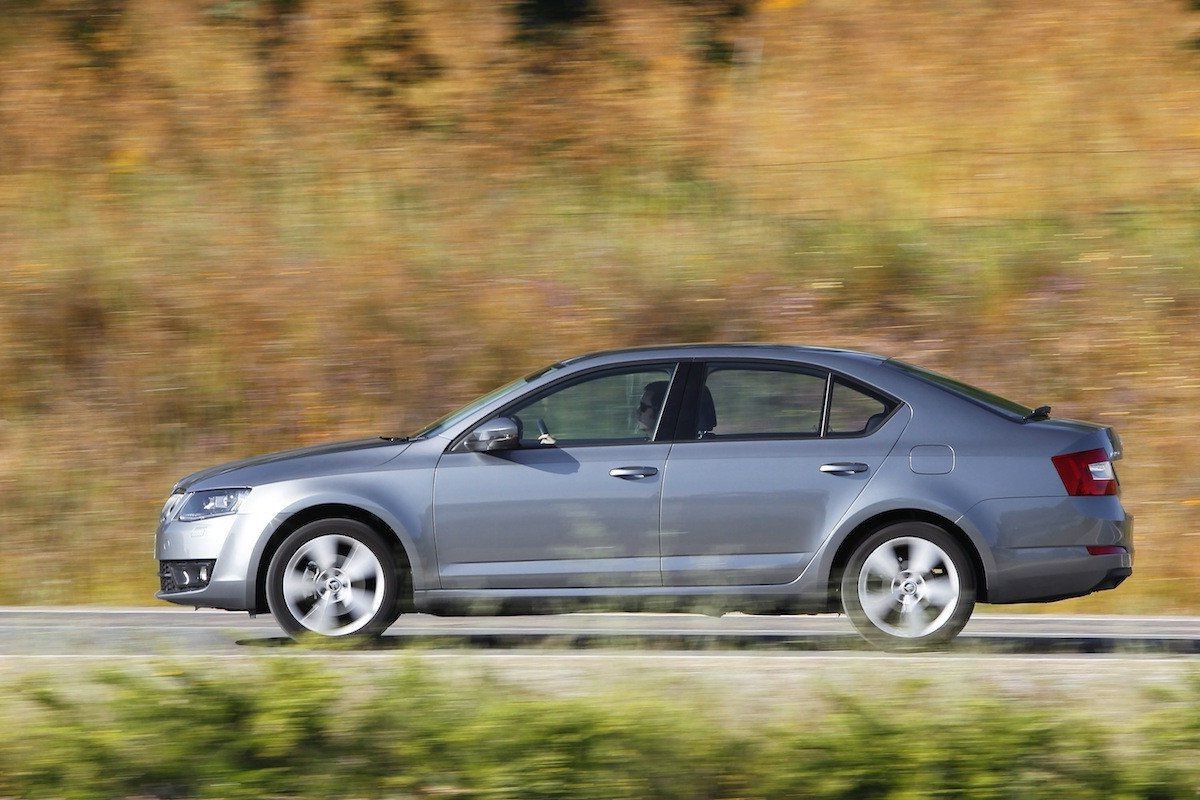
(827, 380, 893, 435)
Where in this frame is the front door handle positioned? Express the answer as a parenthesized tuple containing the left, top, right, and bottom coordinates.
(609, 466, 659, 480)
(820, 462, 869, 475)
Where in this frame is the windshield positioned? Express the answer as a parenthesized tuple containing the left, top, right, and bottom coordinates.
(885, 359, 1034, 419)
(409, 377, 529, 439)
(407, 361, 565, 439)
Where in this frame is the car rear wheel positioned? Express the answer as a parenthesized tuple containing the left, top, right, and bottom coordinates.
(841, 522, 975, 650)
(267, 519, 402, 639)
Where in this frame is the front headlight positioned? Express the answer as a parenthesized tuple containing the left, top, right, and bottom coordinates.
(160, 492, 187, 522)
(175, 489, 250, 522)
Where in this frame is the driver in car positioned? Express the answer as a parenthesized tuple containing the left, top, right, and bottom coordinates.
(633, 380, 669, 435)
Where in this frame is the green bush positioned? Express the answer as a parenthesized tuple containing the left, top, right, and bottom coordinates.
(1, 661, 1198, 799)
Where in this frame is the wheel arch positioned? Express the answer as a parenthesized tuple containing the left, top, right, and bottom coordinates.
(824, 508, 989, 608)
(251, 502, 416, 614)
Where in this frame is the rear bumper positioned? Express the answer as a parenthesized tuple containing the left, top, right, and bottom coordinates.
(960, 496, 1132, 604)
(1092, 566, 1132, 592)
(985, 549, 1132, 604)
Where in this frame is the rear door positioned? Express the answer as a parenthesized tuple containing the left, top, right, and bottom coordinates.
(659, 361, 905, 586)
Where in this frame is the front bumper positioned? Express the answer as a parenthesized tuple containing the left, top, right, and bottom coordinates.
(961, 496, 1133, 604)
(159, 559, 216, 593)
(155, 509, 268, 611)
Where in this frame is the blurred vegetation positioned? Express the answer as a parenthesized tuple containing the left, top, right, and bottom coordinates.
(3, 659, 1200, 798)
(1, 0, 1199, 606)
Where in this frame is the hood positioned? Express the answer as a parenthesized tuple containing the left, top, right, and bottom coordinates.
(173, 437, 411, 493)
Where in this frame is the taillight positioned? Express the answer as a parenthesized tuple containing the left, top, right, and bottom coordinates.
(1052, 448, 1118, 496)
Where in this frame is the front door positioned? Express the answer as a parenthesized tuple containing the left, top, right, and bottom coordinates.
(433, 363, 680, 589)
(660, 362, 905, 586)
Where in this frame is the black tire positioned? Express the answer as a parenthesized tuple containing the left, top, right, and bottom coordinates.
(266, 518, 404, 640)
(840, 521, 976, 651)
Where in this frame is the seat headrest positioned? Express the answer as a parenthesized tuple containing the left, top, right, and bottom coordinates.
(862, 410, 888, 434)
(696, 386, 717, 435)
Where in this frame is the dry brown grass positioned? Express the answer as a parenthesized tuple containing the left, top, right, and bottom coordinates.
(1, 0, 1199, 607)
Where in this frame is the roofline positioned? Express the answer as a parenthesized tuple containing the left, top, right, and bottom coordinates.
(559, 343, 886, 366)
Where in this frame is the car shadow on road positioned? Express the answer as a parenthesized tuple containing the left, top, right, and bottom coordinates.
(234, 633, 1200, 655)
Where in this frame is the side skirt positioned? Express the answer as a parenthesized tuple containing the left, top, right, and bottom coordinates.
(413, 586, 830, 617)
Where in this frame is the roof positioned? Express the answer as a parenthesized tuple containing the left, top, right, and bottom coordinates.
(559, 342, 885, 366)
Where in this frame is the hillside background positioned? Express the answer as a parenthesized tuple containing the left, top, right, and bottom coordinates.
(1, 0, 1198, 608)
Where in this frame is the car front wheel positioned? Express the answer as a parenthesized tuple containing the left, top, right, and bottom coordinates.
(267, 518, 401, 639)
(841, 522, 976, 649)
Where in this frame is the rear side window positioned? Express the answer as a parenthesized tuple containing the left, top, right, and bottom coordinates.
(693, 366, 826, 439)
(827, 380, 891, 435)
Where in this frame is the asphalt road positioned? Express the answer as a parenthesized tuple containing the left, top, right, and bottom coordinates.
(5, 609, 1196, 720)
(2, 607, 1199, 658)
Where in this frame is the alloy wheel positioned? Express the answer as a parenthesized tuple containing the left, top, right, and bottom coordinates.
(856, 535, 961, 639)
(282, 533, 386, 636)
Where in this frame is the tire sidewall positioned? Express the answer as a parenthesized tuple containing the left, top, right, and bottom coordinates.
(840, 521, 976, 650)
(266, 518, 401, 639)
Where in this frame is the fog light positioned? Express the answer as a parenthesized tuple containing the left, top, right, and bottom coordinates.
(159, 560, 216, 593)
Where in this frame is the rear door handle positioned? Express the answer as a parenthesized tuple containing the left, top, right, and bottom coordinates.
(820, 462, 869, 475)
(609, 466, 659, 480)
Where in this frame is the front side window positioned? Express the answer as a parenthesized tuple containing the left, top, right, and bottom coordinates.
(692, 365, 826, 439)
(508, 365, 676, 447)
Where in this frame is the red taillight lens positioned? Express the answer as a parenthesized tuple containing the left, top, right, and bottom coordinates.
(1086, 545, 1127, 556)
(1052, 448, 1118, 496)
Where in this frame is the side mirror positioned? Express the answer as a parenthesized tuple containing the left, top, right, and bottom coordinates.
(463, 417, 520, 453)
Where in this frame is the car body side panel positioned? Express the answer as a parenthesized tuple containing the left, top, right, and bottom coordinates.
(788, 471, 1001, 606)
(787, 379, 1130, 604)
(965, 496, 1131, 550)
(158, 440, 443, 610)
(431, 444, 670, 589)
(959, 496, 1132, 603)
(659, 409, 909, 586)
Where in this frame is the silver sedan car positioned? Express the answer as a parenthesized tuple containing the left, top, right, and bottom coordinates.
(155, 344, 1131, 648)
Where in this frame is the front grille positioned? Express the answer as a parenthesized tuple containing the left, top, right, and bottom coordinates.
(159, 560, 215, 593)
(159, 564, 177, 593)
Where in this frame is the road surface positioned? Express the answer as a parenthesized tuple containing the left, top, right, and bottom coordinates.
(1, 607, 1198, 658)
(4, 609, 1198, 713)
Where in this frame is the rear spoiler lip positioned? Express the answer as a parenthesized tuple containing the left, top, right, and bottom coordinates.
(1024, 415, 1123, 460)
(1105, 426, 1123, 460)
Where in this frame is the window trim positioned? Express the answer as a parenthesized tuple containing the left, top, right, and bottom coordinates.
(448, 361, 684, 452)
(819, 372, 835, 437)
(674, 358, 902, 444)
